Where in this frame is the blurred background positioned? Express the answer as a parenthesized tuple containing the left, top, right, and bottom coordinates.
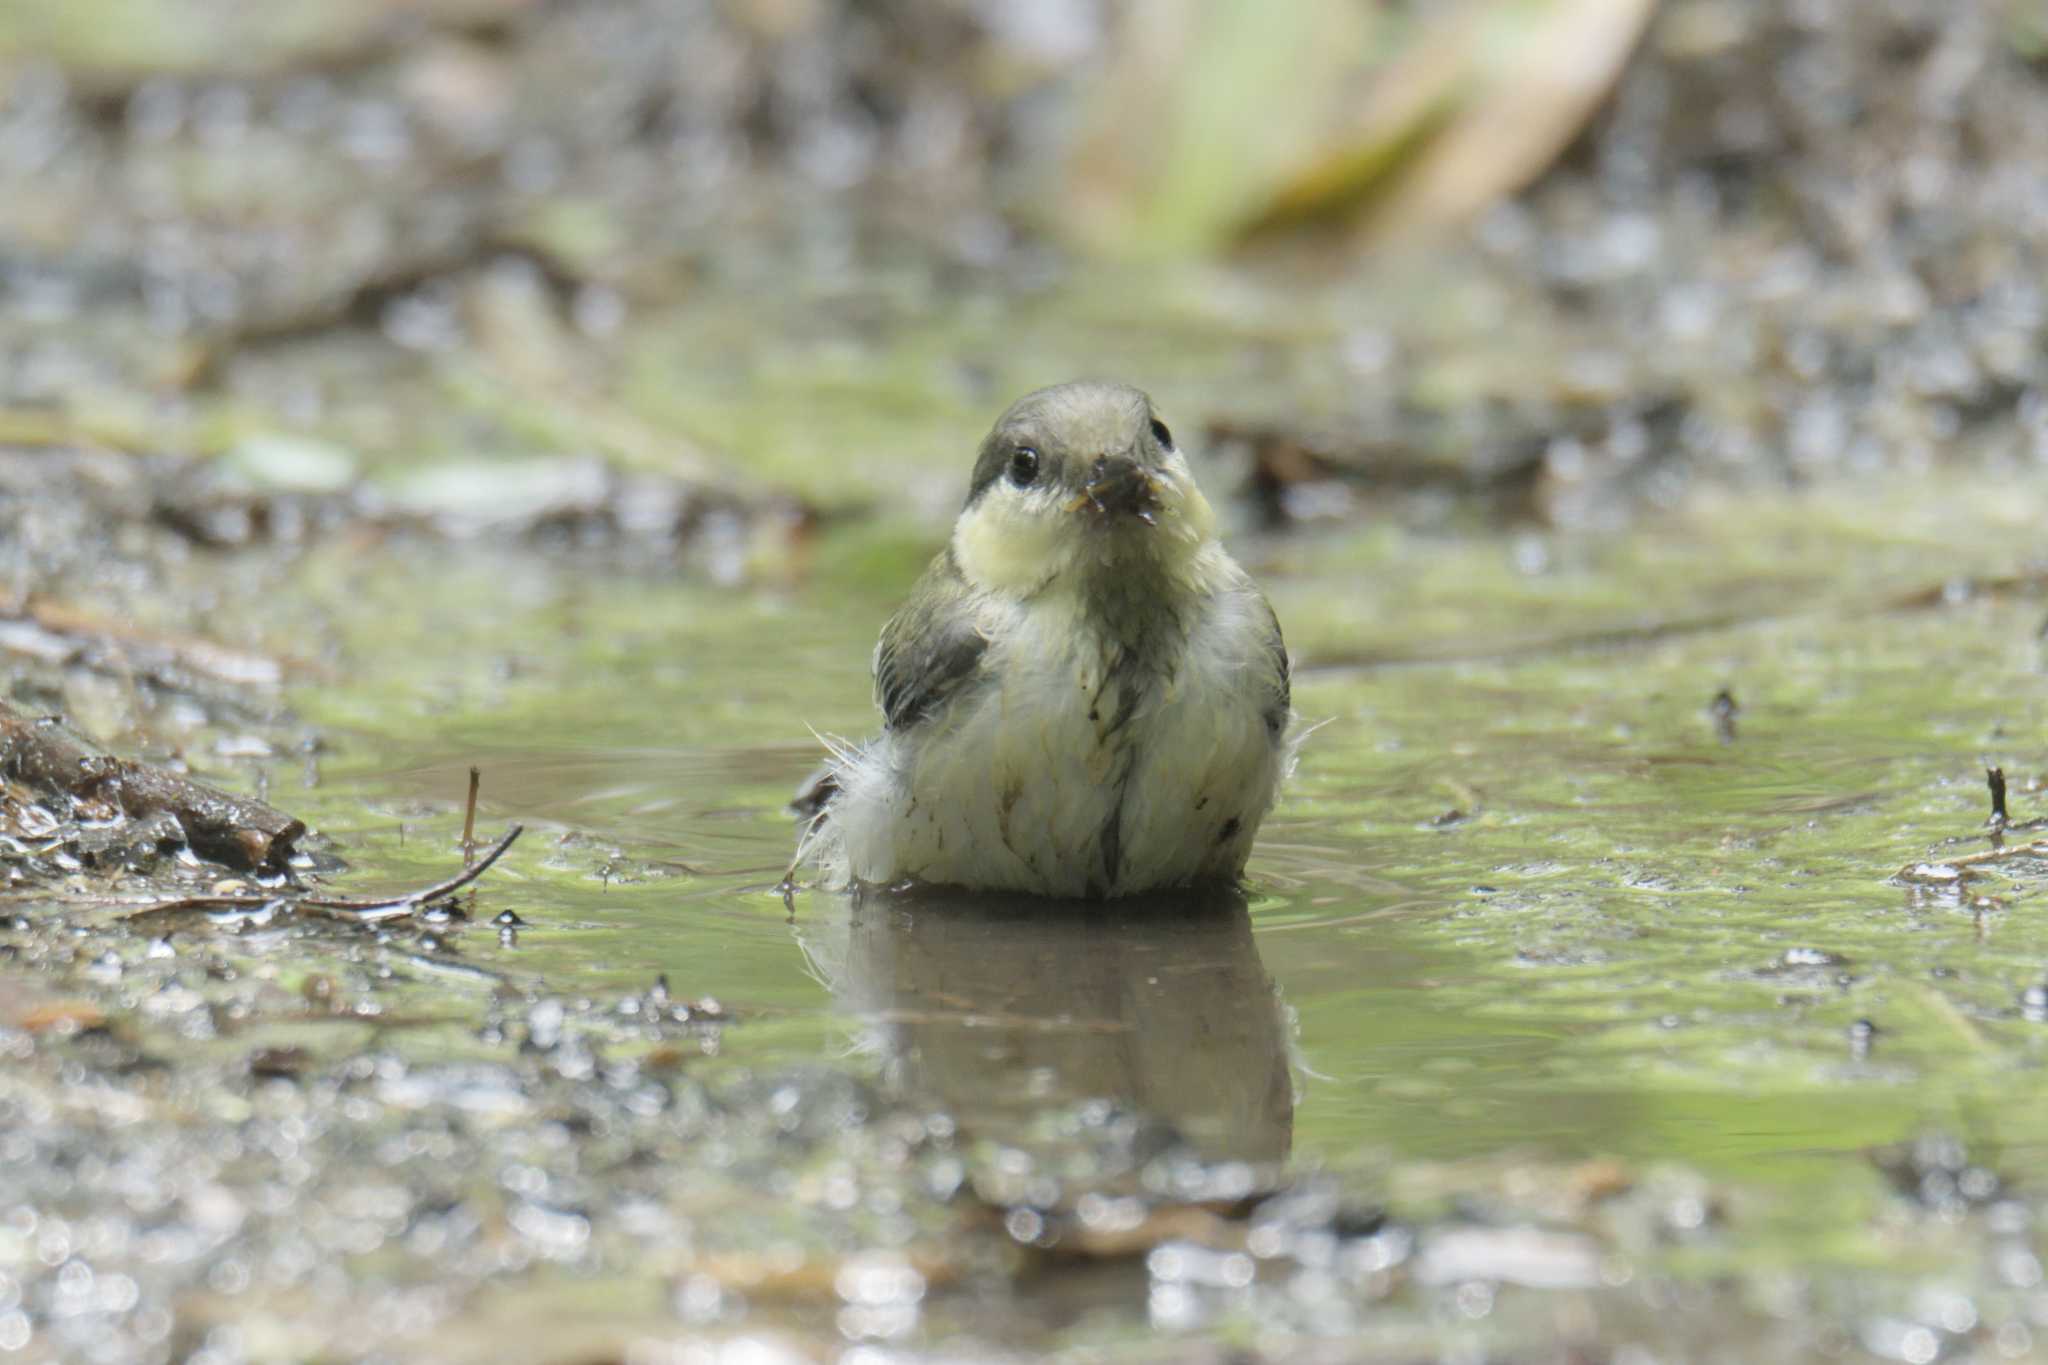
(5, 0, 2045, 553)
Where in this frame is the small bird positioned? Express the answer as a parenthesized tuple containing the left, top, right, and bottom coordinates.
(796, 381, 1293, 899)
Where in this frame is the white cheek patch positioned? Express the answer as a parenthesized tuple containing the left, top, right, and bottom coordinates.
(1155, 452, 1218, 547)
(952, 486, 1068, 594)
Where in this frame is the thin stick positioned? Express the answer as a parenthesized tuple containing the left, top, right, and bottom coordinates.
(462, 765, 481, 868)
(1899, 838, 2048, 881)
(120, 825, 524, 922)
(298, 823, 524, 911)
(1945, 839, 2048, 869)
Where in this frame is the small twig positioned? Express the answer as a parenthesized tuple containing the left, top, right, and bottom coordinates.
(1910, 766, 2048, 870)
(1955, 840, 2048, 868)
(393, 950, 513, 984)
(120, 825, 524, 922)
(462, 765, 481, 868)
(302, 823, 522, 912)
(1439, 775, 1481, 817)
(1299, 571, 2048, 679)
(1899, 838, 2048, 881)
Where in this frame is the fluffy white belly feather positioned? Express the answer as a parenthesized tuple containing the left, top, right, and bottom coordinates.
(818, 587, 1285, 898)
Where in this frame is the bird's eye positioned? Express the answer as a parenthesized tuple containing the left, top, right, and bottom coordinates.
(1148, 417, 1174, 449)
(1008, 447, 1041, 487)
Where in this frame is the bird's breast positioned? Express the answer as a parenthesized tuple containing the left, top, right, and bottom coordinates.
(911, 591, 1251, 889)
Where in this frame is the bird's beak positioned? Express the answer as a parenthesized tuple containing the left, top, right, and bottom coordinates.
(1067, 455, 1160, 525)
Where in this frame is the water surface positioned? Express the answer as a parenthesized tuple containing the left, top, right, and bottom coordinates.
(250, 480, 2048, 1358)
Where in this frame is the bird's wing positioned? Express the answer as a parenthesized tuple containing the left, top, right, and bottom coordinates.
(874, 551, 990, 731)
(1255, 590, 1292, 738)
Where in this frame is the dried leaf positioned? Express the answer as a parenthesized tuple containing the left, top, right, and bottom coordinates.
(16, 999, 108, 1034)
(1239, 0, 1658, 248)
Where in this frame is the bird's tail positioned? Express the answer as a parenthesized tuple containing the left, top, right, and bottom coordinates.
(781, 728, 863, 892)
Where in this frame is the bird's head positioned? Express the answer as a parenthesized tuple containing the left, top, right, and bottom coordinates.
(950, 381, 1218, 597)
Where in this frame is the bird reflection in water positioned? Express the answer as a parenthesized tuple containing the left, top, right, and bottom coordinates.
(794, 887, 1293, 1167)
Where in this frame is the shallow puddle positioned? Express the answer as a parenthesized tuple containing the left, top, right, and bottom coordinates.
(90, 477, 2028, 1358)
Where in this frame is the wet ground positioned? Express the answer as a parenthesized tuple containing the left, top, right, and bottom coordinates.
(7, 1, 2048, 1361)
(6, 478, 2048, 1363)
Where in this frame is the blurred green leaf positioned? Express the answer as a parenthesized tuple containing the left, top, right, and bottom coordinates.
(1060, 0, 1656, 258)
(1254, 0, 1658, 248)
(0, 0, 534, 85)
